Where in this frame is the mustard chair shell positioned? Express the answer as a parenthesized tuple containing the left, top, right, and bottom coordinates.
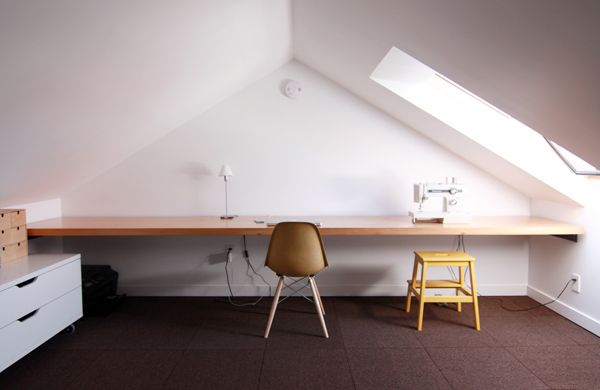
(264, 222, 329, 338)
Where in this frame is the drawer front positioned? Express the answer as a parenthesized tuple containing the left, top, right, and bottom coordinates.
(0, 287, 82, 373)
(0, 226, 27, 246)
(0, 212, 12, 230)
(0, 210, 26, 230)
(0, 241, 28, 264)
(0, 259, 81, 329)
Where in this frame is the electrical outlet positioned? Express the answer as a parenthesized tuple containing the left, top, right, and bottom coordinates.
(571, 273, 581, 293)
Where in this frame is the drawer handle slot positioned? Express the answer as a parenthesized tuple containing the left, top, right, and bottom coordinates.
(16, 277, 38, 288)
(18, 309, 39, 322)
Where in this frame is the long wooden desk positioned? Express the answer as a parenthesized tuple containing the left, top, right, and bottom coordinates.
(27, 216, 583, 240)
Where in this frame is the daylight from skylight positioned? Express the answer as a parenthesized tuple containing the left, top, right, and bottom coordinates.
(370, 47, 589, 203)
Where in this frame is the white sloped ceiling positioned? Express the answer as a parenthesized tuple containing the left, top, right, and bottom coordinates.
(3, 0, 597, 208)
(293, 0, 600, 203)
(0, 0, 291, 205)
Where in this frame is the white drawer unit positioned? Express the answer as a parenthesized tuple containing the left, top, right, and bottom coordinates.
(0, 254, 82, 372)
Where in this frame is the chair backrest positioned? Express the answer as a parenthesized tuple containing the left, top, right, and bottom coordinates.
(265, 222, 328, 277)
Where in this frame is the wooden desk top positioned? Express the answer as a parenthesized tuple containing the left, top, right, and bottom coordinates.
(26, 216, 584, 237)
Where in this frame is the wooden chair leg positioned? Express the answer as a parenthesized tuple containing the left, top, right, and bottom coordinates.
(468, 262, 481, 331)
(417, 262, 428, 331)
(312, 278, 325, 315)
(264, 276, 284, 338)
(406, 256, 419, 313)
(309, 277, 329, 338)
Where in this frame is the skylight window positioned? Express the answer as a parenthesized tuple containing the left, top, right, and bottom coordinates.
(546, 139, 600, 176)
(369, 47, 595, 180)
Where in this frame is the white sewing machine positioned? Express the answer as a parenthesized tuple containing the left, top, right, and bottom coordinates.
(409, 178, 471, 224)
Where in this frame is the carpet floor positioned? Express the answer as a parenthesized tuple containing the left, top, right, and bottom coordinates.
(1, 296, 600, 389)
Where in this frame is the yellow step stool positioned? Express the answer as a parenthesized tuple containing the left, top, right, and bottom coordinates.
(406, 251, 480, 331)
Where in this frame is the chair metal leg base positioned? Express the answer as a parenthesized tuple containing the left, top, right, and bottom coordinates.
(264, 276, 329, 338)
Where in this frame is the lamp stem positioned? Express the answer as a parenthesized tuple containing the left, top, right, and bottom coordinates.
(224, 176, 229, 218)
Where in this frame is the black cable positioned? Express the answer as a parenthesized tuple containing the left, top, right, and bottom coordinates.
(447, 235, 480, 297)
(459, 234, 466, 252)
(460, 236, 483, 297)
(224, 252, 235, 297)
(448, 234, 466, 280)
(242, 235, 272, 297)
(224, 247, 265, 307)
(499, 278, 575, 312)
(223, 237, 273, 307)
(457, 235, 573, 309)
(448, 235, 573, 310)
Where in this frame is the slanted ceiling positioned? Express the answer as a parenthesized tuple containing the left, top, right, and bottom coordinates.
(0, 0, 291, 205)
(293, 0, 600, 203)
(1, 0, 598, 207)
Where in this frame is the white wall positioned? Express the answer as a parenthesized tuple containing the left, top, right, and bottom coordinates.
(529, 179, 600, 335)
(60, 61, 530, 296)
(0, 0, 291, 205)
(63, 62, 527, 217)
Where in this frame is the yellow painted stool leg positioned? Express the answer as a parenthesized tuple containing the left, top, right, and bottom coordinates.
(457, 265, 464, 313)
(406, 255, 419, 313)
(417, 262, 428, 331)
(469, 261, 481, 331)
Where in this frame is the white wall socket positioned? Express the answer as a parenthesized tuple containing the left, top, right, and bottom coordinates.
(571, 273, 581, 293)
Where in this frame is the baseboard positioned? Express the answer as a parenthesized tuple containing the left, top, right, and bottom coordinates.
(122, 284, 271, 297)
(121, 283, 528, 297)
(528, 285, 600, 337)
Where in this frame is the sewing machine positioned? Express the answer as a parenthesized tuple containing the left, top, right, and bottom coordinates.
(409, 178, 471, 224)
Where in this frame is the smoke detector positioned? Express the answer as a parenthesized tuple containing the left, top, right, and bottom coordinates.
(283, 80, 303, 99)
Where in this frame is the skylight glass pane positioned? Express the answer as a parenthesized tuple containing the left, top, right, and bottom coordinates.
(547, 139, 600, 176)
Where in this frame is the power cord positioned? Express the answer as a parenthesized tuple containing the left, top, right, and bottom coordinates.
(223, 236, 272, 307)
(445, 235, 576, 312)
(446, 234, 467, 283)
(445, 235, 480, 299)
(498, 278, 575, 312)
(242, 235, 272, 297)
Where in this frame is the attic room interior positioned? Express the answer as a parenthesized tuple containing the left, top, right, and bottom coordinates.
(1, 0, 599, 389)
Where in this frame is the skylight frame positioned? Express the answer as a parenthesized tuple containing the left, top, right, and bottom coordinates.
(545, 138, 600, 176)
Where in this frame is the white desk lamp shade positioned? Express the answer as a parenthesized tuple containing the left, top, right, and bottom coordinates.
(219, 164, 233, 177)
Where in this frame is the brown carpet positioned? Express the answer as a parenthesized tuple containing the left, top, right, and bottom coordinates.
(1, 296, 599, 389)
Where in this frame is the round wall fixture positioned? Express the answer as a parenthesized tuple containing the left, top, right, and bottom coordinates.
(283, 80, 303, 99)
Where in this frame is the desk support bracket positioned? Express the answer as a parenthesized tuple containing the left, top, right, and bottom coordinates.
(553, 234, 578, 242)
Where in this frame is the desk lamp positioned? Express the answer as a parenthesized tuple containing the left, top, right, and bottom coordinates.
(219, 164, 237, 219)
